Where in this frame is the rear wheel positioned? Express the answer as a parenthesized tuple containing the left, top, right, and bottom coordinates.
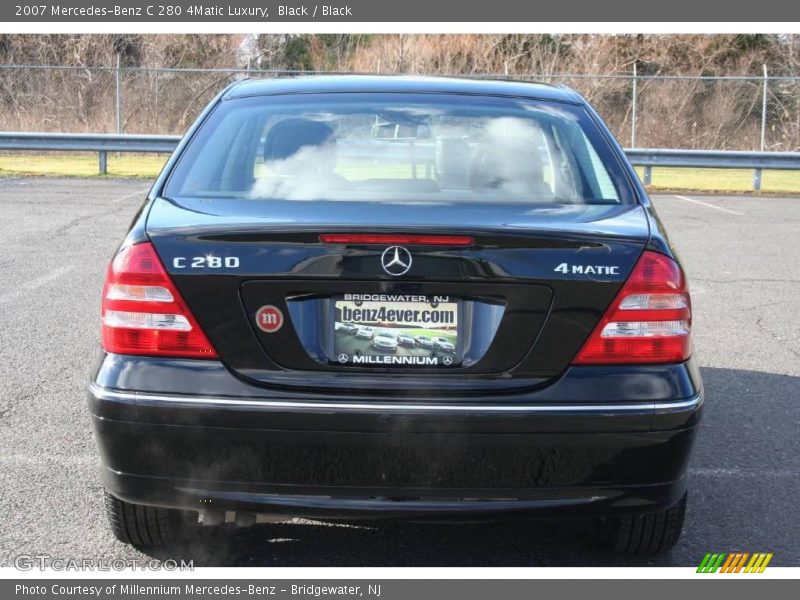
(104, 490, 197, 548)
(603, 493, 687, 555)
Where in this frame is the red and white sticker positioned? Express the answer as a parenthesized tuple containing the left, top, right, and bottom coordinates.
(255, 305, 284, 333)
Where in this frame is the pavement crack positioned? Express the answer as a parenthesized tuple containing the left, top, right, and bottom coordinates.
(738, 300, 783, 313)
(55, 202, 130, 235)
(753, 314, 800, 360)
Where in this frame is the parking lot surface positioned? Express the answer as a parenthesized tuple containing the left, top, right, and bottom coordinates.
(0, 178, 798, 567)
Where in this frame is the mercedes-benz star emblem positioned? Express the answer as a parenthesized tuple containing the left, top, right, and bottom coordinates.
(380, 246, 413, 276)
(338, 353, 349, 364)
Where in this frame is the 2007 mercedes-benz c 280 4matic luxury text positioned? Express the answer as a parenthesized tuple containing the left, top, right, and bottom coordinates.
(88, 76, 702, 555)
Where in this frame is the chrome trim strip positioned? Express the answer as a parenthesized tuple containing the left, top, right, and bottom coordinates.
(89, 383, 702, 414)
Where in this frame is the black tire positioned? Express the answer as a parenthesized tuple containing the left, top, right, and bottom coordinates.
(604, 493, 687, 555)
(104, 490, 194, 548)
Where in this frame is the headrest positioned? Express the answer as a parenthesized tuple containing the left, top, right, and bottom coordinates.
(469, 138, 546, 192)
(263, 118, 335, 162)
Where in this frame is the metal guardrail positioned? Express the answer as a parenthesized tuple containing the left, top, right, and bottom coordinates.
(0, 132, 180, 174)
(1, 132, 799, 191)
(626, 148, 800, 191)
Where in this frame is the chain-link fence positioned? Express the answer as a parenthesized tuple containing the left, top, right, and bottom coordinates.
(1, 64, 799, 151)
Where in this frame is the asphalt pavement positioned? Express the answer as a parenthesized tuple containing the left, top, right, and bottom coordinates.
(0, 178, 798, 567)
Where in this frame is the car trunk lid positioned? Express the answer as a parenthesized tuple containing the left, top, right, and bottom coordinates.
(146, 196, 649, 394)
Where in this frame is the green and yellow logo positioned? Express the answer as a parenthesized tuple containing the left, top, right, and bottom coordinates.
(697, 552, 773, 573)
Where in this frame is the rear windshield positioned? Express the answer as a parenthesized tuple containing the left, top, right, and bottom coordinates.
(165, 92, 633, 205)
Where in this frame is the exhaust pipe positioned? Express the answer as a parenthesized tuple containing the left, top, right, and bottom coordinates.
(199, 509, 225, 527)
(199, 509, 288, 527)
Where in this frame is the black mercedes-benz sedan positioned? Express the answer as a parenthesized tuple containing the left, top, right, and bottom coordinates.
(89, 76, 702, 555)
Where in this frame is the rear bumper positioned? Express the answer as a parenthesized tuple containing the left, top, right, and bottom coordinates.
(88, 354, 702, 520)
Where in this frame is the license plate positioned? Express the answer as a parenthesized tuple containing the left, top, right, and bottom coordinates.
(333, 294, 460, 367)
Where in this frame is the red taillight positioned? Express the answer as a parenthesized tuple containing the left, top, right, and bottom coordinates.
(101, 242, 218, 359)
(319, 233, 474, 246)
(572, 251, 691, 365)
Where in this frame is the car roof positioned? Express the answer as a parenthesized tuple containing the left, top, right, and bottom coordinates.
(223, 75, 581, 104)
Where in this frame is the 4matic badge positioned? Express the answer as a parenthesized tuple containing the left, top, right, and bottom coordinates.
(554, 262, 620, 276)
